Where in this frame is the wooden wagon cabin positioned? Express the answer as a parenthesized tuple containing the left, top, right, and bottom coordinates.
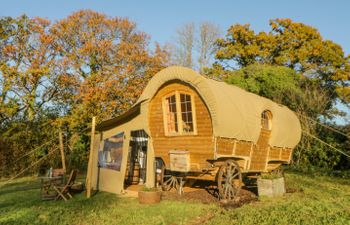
(88, 66, 301, 200)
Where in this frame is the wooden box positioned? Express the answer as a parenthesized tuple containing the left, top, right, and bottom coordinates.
(257, 177, 285, 197)
(169, 150, 190, 172)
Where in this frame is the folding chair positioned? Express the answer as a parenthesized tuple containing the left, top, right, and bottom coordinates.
(40, 168, 65, 200)
(53, 169, 77, 201)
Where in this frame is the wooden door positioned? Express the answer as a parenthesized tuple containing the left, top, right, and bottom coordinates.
(249, 111, 272, 171)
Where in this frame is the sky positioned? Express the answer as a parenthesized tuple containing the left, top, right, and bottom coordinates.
(1, 0, 349, 123)
(1, 0, 350, 54)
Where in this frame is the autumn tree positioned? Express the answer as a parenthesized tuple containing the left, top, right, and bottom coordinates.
(0, 11, 169, 176)
(0, 15, 63, 176)
(0, 15, 59, 124)
(51, 10, 168, 129)
(210, 18, 350, 102)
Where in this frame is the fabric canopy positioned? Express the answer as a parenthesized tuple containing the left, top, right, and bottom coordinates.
(137, 66, 302, 148)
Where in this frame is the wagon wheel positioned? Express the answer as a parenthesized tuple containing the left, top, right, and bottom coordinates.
(217, 160, 242, 200)
(160, 165, 179, 191)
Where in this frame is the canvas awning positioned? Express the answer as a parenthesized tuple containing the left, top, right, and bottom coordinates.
(96, 101, 143, 132)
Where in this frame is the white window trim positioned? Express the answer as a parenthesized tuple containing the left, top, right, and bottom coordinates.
(261, 110, 273, 130)
(162, 90, 198, 136)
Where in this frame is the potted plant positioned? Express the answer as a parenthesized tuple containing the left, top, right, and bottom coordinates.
(138, 187, 162, 204)
(257, 169, 285, 197)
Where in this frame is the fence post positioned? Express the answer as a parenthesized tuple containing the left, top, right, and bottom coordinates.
(86, 116, 96, 198)
(59, 131, 66, 173)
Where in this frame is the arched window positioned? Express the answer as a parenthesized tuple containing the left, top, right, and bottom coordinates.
(162, 91, 197, 135)
(261, 110, 272, 130)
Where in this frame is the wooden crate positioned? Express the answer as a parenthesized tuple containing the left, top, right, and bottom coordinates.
(169, 150, 190, 172)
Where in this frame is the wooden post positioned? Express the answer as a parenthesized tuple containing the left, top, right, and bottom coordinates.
(59, 131, 66, 173)
(86, 116, 96, 198)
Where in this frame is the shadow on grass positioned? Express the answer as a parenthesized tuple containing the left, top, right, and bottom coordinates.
(0, 177, 124, 225)
(0, 181, 41, 195)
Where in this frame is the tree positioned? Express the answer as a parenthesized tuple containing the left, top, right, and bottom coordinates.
(225, 64, 343, 168)
(211, 18, 350, 102)
(50, 10, 168, 129)
(171, 22, 221, 72)
(0, 11, 169, 177)
(226, 64, 334, 116)
(0, 15, 59, 123)
(172, 22, 195, 68)
(198, 22, 221, 73)
(0, 15, 62, 177)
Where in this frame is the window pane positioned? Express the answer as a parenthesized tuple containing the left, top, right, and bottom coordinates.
(99, 132, 124, 171)
(181, 102, 186, 112)
(180, 94, 194, 133)
(261, 110, 272, 130)
(180, 93, 185, 102)
(165, 95, 178, 133)
(186, 101, 192, 112)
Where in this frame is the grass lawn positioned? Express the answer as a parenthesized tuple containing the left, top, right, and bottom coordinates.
(207, 170, 350, 225)
(0, 169, 349, 225)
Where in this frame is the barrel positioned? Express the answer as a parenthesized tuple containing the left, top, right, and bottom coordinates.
(131, 161, 140, 184)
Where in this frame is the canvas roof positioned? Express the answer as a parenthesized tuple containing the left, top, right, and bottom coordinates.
(98, 66, 302, 149)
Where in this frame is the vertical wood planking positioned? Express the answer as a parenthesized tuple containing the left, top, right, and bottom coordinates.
(149, 82, 214, 170)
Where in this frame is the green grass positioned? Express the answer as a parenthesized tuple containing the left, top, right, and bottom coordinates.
(0, 177, 213, 225)
(1, 170, 350, 225)
(206, 170, 350, 225)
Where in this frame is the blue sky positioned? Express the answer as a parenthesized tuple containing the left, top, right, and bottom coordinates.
(1, 0, 350, 55)
(1, 0, 349, 123)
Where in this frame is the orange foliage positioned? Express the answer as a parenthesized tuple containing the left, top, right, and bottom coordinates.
(213, 18, 350, 102)
(50, 10, 168, 128)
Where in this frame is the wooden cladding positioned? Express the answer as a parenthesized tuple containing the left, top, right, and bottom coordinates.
(267, 147, 292, 162)
(149, 82, 214, 171)
(249, 129, 271, 171)
(236, 141, 253, 157)
(215, 128, 294, 172)
(149, 81, 294, 173)
(216, 137, 235, 155)
(216, 137, 252, 158)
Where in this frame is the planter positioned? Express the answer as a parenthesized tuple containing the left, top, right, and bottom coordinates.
(257, 177, 285, 197)
(138, 190, 162, 204)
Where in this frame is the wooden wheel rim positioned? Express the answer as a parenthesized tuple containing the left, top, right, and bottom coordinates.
(217, 160, 242, 200)
(160, 166, 179, 191)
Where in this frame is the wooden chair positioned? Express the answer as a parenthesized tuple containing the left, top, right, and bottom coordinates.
(53, 169, 77, 201)
(52, 168, 65, 177)
(40, 168, 65, 200)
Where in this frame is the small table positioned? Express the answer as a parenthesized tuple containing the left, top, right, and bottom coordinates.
(39, 176, 64, 200)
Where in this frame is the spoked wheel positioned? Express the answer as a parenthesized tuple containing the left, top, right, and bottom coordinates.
(217, 160, 242, 200)
(160, 165, 179, 191)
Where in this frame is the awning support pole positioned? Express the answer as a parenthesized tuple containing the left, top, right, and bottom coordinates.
(86, 116, 96, 198)
(59, 131, 66, 173)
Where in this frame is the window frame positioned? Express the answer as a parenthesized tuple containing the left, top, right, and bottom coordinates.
(98, 132, 125, 171)
(162, 90, 198, 136)
(261, 110, 273, 131)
